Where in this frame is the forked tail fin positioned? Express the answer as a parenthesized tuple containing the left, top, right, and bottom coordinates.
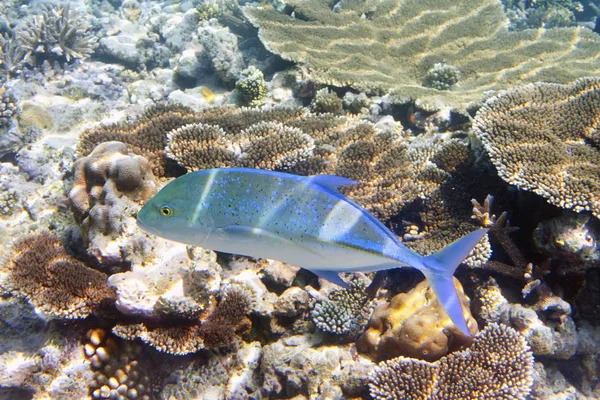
(420, 229, 489, 336)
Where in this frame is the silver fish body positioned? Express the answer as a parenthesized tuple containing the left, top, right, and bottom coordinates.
(137, 168, 488, 335)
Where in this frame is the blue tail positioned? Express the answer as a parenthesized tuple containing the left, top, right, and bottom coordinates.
(420, 229, 489, 336)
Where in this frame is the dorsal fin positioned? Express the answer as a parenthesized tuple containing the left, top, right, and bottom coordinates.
(309, 175, 357, 192)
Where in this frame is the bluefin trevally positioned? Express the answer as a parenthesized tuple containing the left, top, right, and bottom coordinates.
(136, 168, 488, 335)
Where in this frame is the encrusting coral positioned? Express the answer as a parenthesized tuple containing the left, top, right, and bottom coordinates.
(18, 4, 95, 65)
(357, 278, 477, 362)
(243, 0, 600, 112)
(369, 323, 534, 400)
(473, 77, 600, 219)
(0, 231, 115, 319)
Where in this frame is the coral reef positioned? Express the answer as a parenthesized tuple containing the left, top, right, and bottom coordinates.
(69, 141, 157, 231)
(423, 63, 461, 91)
(533, 212, 600, 267)
(0, 231, 115, 319)
(473, 276, 578, 359)
(0, 33, 27, 80)
(243, 0, 600, 112)
(369, 323, 534, 399)
(235, 66, 267, 107)
(0, 85, 17, 129)
(18, 5, 95, 65)
(473, 77, 600, 218)
(310, 87, 344, 115)
(310, 276, 373, 336)
(84, 328, 152, 400)
(113, 286, 251, 355)
(107, 245, 221, 318)
(358, 278, 477, 362)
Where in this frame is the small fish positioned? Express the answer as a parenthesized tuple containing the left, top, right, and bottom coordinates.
(137, 168, 487, 335)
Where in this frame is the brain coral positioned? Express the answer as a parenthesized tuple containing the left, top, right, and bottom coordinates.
(0, 231, 115, 319)
(473, 77, 600, 219)
(357, 278, 477, 362)
(243, 0, 600, 112)
(369, 323, 534, 400)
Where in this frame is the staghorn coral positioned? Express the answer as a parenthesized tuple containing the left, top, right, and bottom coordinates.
(18, 5, 95, 65)
(310, 276, 373, 336)
(243, 0, 600, 112)
(84, 328, 152, 400)
(473, 77, 600, 219)
(235, 66, 268, 107)
(0, 33, 28, 80)
(113, 286, 251, 355)
(357, 278, 477, 362)
(0, 231, 115, 319)
(369, 323, 534, 400)
(69, 141, 157, 233)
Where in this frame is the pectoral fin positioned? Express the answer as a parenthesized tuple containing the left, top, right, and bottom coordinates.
(307, 269, 350, 289)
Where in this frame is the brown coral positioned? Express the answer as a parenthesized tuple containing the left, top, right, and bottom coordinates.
(473, 77, 600, 218)
(69, 141, 157, 234)
(112, 286, 251, 355)
(369, 323, 534, 400)
(0, 231, 115, 319)
(357, 278, 477, 362)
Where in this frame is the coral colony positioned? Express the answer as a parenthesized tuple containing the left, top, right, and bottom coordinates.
(0, 0, 598, 399)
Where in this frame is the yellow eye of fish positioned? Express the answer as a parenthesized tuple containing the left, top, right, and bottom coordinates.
(160, 206, 173, 217)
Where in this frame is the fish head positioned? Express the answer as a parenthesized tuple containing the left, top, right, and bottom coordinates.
(136, 173, 214, 246)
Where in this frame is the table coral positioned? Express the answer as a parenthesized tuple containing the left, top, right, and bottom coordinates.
(369, 323, 534, 400)
(243, 0, 600, 112)
(357, 278, 477, 362)
(0, 231, 115, 319)
(473, 77, 600, 219)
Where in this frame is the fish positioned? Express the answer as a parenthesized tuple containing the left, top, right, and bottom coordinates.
(136, 167, 488, 336)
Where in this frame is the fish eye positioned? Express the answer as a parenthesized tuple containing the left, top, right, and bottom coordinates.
(159, 206, 173, 217)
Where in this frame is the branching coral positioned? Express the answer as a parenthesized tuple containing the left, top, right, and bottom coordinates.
(235, 66, 267, 107)
(0, 231, 115, 319)
(473, 77, 600, 219)
(310, 276, 373, 336)
(369, 323, 534, 400)
(243, 0, 600, 112)
(18, 5, 95, 65)
(358, 278, 477, 362)
(0, 33, 27, 80)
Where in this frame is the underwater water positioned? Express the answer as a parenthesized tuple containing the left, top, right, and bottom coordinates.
(0, 0, 599, 399)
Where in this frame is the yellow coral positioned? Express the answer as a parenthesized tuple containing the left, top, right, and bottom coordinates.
(358, 278, 477, 362)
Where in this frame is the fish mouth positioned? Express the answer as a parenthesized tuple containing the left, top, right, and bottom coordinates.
(136, 218, 160, 236)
